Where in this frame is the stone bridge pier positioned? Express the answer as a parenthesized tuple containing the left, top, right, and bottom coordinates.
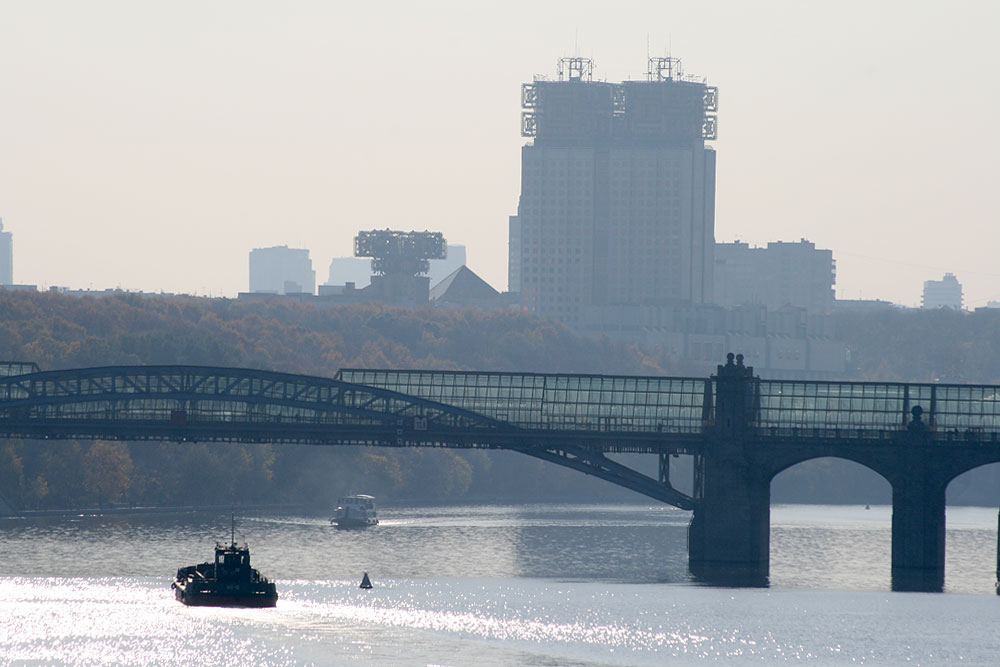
(687, 353, 770, 585)
(687, 354, 991, 591)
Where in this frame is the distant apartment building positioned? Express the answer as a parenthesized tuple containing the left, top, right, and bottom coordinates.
(0, 218, 12, 285)
(714, 240, 836, 314)
(922, 273, 962, 310)
(326, 257, 371, 289)
(510, 56, 717, 326)
(248, 246, 315, 295)
(506, 58, 842, 377)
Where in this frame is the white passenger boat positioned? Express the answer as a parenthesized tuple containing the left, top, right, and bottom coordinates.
(330, 494, 379, 529)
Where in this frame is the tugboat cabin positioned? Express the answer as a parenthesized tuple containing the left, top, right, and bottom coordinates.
(216, 543, 252, 580)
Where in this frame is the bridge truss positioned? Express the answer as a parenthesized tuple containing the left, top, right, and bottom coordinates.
(7, 364, 1000, 512)
(0, 365, 699, 509)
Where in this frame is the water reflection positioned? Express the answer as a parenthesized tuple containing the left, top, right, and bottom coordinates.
(1, 503, 998, 594)
(0, 504, 694, 583)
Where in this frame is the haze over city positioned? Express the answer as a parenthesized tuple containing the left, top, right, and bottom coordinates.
(1, 1, 998, 306)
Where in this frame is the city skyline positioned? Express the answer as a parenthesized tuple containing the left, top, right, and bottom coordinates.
(1, 2, 998, 306)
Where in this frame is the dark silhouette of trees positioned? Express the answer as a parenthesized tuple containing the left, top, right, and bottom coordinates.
(83, 441, 133, 507)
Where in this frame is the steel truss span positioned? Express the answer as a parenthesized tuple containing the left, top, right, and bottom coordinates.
(0, 365, 507, 446)
(12, 365, 1000, 510)
(336, 369, 711, 435)
(0, 365, 695, 509)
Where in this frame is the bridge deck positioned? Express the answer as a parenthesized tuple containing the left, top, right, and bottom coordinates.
(3, 365, 1000, 443)
(337, 369, 710, 434)
(339, 370, 1000, 439)
(759, 380, 1000, 434)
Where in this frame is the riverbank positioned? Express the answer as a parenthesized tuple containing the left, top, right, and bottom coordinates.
(0, 502, 305, 519)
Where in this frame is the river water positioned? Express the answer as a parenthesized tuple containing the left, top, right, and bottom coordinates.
(2, 503, 1000, 665)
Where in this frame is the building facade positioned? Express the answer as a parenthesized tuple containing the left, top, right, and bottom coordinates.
(922, 273, 962, 310)
(248, 246, 316, 295)
(508, 215, 521, 293)
(0, 219, 11, 285)
(511, 57, 718, 326)
(714, 240, 836, 314)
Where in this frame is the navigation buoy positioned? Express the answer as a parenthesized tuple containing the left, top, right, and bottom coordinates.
(359, 572, 373, 589)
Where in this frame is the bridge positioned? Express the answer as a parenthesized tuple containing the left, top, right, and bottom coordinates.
(3, 355, 1000, 591)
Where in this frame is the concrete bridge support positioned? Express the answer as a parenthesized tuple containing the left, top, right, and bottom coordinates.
(888, 422, 948, 591)
(688, 353, 770, 584)
(688, 449, 770, 583)
(890, 476, 946, 591)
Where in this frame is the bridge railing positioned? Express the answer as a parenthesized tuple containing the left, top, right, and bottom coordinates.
(0, 362, 40, 378)
(755, 380, 1000, 435)
(337, 369, 710, 434)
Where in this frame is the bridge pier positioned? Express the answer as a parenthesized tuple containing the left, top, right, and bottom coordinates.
(890, 481, 945, 591)
(688, 453, 770, 584)
(889, 421, 947, 591)
(688, 353, 769, 585)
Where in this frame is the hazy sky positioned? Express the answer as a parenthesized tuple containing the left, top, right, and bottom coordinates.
(2, 1, 998, 307)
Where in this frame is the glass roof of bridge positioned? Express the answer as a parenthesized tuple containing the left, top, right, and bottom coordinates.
(337, 369, 709, 434)
(0, 362, 40, 378)
(341, 370, 1000, 435)
(757, 380, 1000, 432)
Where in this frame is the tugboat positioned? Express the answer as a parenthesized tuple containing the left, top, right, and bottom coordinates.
(172, 517, 278, 607)
(330, 494, 379, 529)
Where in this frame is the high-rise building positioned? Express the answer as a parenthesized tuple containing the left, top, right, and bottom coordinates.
(715, 240, 836, 314)
(508, 215, 521, 293)
(0, 218, 12, 285)
(922, 273, 963, 310)
(511, 56, 718, 326)
(248, 246, 315, 295)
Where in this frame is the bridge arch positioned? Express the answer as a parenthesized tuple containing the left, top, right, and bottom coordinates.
(947, 462, 1000, 507)
(761, 445, 1000, 591)
(768, 456, 892, 589)
(941, 463, 1000, 590)
(769, 455, 891, 505)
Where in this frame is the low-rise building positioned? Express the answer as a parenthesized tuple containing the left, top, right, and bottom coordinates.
(921, 273, 962, 310)
(714, 240, 836, 314)
(249, 246, 315, 295)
